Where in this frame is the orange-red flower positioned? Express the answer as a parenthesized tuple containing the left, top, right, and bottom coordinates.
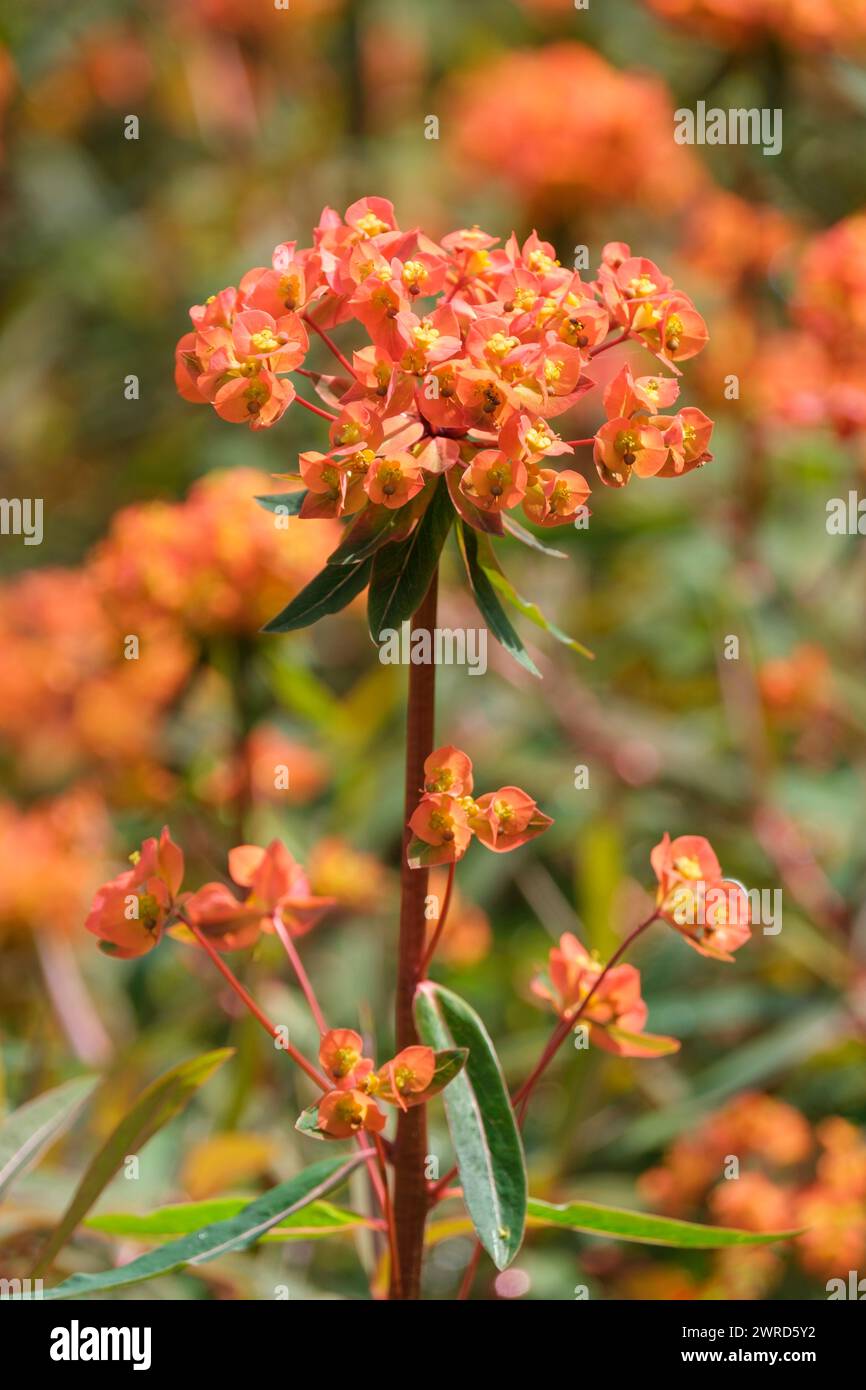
(85, 826, 184, 959)
(407, 747, 552, 867)
(650, 833, 751, 961)
(531, 931, 679, 1058)
(313, 1033, 440, 1136)
(184, 839, 335, 951)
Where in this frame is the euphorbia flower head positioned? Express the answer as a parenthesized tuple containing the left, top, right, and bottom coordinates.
(319, 1028, 375, 1091)
(175, 200, 713, 655)
(85, 826, 184, 959)
(183, 839, 335, 952)
(474, 786, 553, 852)
(651, 833, 751, 962)
(407, 749, 552, 867)
(317, 1088, 387, 1139)
(312, 1038, 440, 1136)
(531, 931, 679, 1058)
(423, 745, 473, 796)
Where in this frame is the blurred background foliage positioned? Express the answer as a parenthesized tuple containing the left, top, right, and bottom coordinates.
(1, 0, 865, 1300)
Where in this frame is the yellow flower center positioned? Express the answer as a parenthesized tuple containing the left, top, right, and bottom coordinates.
(402, 260, 429, 289)
(673, 854, 703, 880)
(331, 1046, 361, 1079)
(627, 274, 657, 298)
(528, 249, 559, 274)
(357, 212, 390, 237)
(413, 319, 440, 351)
(526, 426, 552, 453)
(250, 328, 281, 354)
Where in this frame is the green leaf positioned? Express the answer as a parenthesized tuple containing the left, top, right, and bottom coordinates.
(526, 1197, 800, 1249)
(254, 490, 307, 516)
(501, 514, 567, 558)
(457, 522, 541, 678)
(367, 477, 453, 639)
(479, 541, 594, 660)
(86, 1198, 371, 1243)
(40, 1152, 368, 1299)
(414, 981, 526, 1270)
(262, 556, 372, 633)
(418, 1048, 468, 1102)
(326, 504, 407, 566)
(31, 1049, 233, 1277)
(295, 1104, 328, 1140)
(0, 1076, 98, 1202)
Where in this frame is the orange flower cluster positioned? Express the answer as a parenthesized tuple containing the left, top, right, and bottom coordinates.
(531, 931, 679, 1058)
(0, 471, 341, 805)
(646, 0, 866, 54)
(92, 468, 339, 636)
(311, 1028, 452, 1139)
(639, 1093, 866, 1289)
(651, 833, 751, 962)
(407, 745, 552, 867)
(747, 212, 866, 441)
(0, 566, 190, 797)
(85, 828, 334, 959)
(0, 790, 110, 942)
(446, 44, 703, 216)
(175, 198, 714, 542)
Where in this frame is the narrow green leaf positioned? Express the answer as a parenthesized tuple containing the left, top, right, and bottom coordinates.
(367, 477, 453, 638)
(295, 1104, 327, 1140)
(501, 514, 567, 558)
(526, 1197, 801, 1249)
(417, 1048, 468, 1102)
(254, 490, 307, 516)
(86, 1198, 371, 1242)
(0, 1076, 98, 1202)
(480, 541, 594, 660)
(414, 981, 526, 1270)
(32, 1049, 233, 1276)
(40, 1152, 368, 1299)
(262, 556, 372, 633)
(457, 522, 541, 678)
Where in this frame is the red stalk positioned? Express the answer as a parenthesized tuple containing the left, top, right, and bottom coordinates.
(390, 571, 439, 1299)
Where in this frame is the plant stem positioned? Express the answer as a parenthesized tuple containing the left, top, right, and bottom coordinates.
(302, 313, 359, 380)
(458, 1239, 482, 1299)
(390, 570, 439, 1299)
(417, 862, 456, 979)
(374, 1133, 401, 1295)
(294, 393, 339, 423)
(271, 914, 328, 1035)
(185, 919, 330, 1092)
(589, 329, 630, 358)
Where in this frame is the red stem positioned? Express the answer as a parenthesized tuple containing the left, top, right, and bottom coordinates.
(417, 862, 456, 979)
(390, 571, 439, 1299)
(374, 1133, 401, 1297)
(302, 313, 359, 380)
(271, 914, 328, 1035)
(563, 437, 595, 448)
(458, 1240, 482, 1299)
(589, 329, 630, 358)
(294, 393, 339, 423)
(185, 919, 330, 1092)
